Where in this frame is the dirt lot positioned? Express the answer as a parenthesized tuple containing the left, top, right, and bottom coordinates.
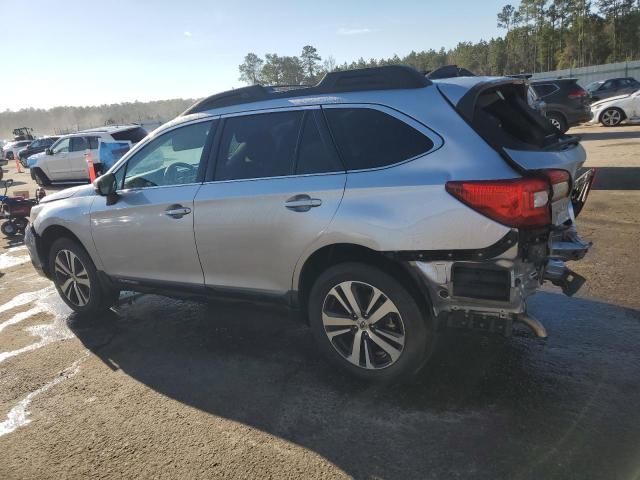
(1, 124, 639, 479)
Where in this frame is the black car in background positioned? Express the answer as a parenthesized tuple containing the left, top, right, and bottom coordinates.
(586, 77, 640, 101)
(18, 136, 60, 167)
(531, 78, 591, 132)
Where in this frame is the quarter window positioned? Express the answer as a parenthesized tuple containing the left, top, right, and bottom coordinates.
(122, 120, 213, 189)
(215, 111, 302, 181)
(324, 108, 434, 170)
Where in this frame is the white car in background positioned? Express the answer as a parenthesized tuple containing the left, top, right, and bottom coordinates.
(590, 89, 640, 127)
(30, 125, 147, 185)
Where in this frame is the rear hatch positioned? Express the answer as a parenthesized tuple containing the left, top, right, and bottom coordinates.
(437, 77, 593, 294)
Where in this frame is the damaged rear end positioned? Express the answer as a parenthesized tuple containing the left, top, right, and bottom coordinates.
(415, 77, 594, 338)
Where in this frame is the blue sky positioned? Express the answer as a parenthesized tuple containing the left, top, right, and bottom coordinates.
(0, 0, 506, 110)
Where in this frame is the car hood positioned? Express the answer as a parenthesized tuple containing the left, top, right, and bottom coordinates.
(39, 183, 96, 204)
(591, 94, 630, 108)
(27, 151, 46, 167)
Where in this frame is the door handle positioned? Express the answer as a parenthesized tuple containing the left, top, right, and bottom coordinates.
(285, 195, 322, 212)
(165, 205, 192, 218)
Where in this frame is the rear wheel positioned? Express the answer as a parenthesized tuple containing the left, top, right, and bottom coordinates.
(600, 107, 624, 127)
(547, 112, 568, 133)
(48, 237, 116, 315)
(308, 262, 434, 380)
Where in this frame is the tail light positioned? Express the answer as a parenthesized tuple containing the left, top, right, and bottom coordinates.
(568, 87, 588, 99)
(445, 169, 571, 229)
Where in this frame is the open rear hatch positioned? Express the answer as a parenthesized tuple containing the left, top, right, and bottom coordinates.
(438, 77, 594, 295)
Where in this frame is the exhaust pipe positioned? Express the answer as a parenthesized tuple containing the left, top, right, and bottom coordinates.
(516, 313, 548, 339)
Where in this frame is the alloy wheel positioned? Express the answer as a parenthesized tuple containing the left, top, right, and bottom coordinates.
(322, 281, 405, 370)
(601, 109, 622, 126)
(54, 249, 91, 307)
(549, 117, 562, 130)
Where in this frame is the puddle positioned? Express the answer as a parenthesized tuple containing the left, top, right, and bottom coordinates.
(0, 361, 81, 437)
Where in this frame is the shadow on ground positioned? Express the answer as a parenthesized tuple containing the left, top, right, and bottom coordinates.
(591, 167, 640, 190)
(576, 125, 640, 141)
(69, 292, 640, 479)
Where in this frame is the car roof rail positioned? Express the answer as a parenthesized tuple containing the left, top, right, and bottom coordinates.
(182, 65, 431, 115)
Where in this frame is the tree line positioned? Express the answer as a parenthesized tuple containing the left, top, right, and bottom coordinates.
(239, 0, 640, 85)
(0, 99, 195, 139)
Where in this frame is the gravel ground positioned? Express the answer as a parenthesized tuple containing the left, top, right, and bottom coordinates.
(0, 124, 639, 479)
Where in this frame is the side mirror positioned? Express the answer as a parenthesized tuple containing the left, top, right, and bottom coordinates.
(45, 148, 52, 155)
(94, 172, 118, 205)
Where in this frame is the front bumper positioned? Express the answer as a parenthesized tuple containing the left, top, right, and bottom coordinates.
(24, 225, 47, 277)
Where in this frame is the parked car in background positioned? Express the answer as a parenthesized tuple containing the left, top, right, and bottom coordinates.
(18, 136, 60, 167)
(3, 140, 33, 160)
(30, 125, 148, 185)
(590, 89, 640, 126)
(527, 86, 547, 116)
(586, 77, 640, 101)
(25, 66, 593, 380)
(531, 79, 591, 132)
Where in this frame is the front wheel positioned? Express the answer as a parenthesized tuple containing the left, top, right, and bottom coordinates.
(32, 168, 51, 186)
(48, 237, 116, 315)
(308, 262, 434, 381)
(600, 107, 624, 127)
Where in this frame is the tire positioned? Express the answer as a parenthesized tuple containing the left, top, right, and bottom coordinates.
(48, 237, 116, 315)
(308, 262, 434, 381)
(600, 107, 624, 127)
(32, 168, 51, 186)
(1, 221, 18, 237)
(547, 112, 568, 133)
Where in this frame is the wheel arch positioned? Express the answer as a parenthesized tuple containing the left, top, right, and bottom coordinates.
(295, 243, 432, 321)
(599, 106, 626, 124)
(39, 224, 91, 277)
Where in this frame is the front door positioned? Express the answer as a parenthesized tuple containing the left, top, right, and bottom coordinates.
(91, 119, 215, 286)
(194, 109, 346, 294)
(44, 137, 71, 180)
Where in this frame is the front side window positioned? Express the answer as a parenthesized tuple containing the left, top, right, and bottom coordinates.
(324, 108, 434, 170)
(122, 120, 213, 189)
(51, 138, 70, 154)
(215, 111, 302, 181)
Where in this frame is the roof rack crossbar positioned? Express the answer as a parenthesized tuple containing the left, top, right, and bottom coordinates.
(182, 65, 431, 115)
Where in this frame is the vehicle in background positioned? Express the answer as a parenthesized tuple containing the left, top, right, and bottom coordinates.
(531, 79, 591, 132)
(590, 89, 640, 127)
(527, 86, 547, 116)
(18, 136, 60, 167)
(587, 77, 640, 101)
(29, 125, 148, 185)
(3, 140, 33, 160)
(12, 127, 35, 141)
(25, 66, 593, 380)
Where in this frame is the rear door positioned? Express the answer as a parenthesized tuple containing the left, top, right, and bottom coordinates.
(193, 108, 346, 294)
(68, 136, 89, 179)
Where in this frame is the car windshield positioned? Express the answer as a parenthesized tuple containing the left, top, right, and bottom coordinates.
(586, 81, 603, 92)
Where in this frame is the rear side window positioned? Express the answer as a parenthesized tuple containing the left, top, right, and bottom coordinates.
(215, 111, 302, 181)
(112, 127, 148, 143)
(532, 84, 558, 97)
(70, 137, 88, 152)
(295, 112, 343, 175)
(324, 108, 433, 170)
(87, 136, 99, 149)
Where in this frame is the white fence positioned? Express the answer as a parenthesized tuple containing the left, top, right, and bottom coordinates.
(530, 60, 640, 87)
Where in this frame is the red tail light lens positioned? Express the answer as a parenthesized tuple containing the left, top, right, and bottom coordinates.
(445, 177, 551, 228)
(568, 88, 588, 99)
